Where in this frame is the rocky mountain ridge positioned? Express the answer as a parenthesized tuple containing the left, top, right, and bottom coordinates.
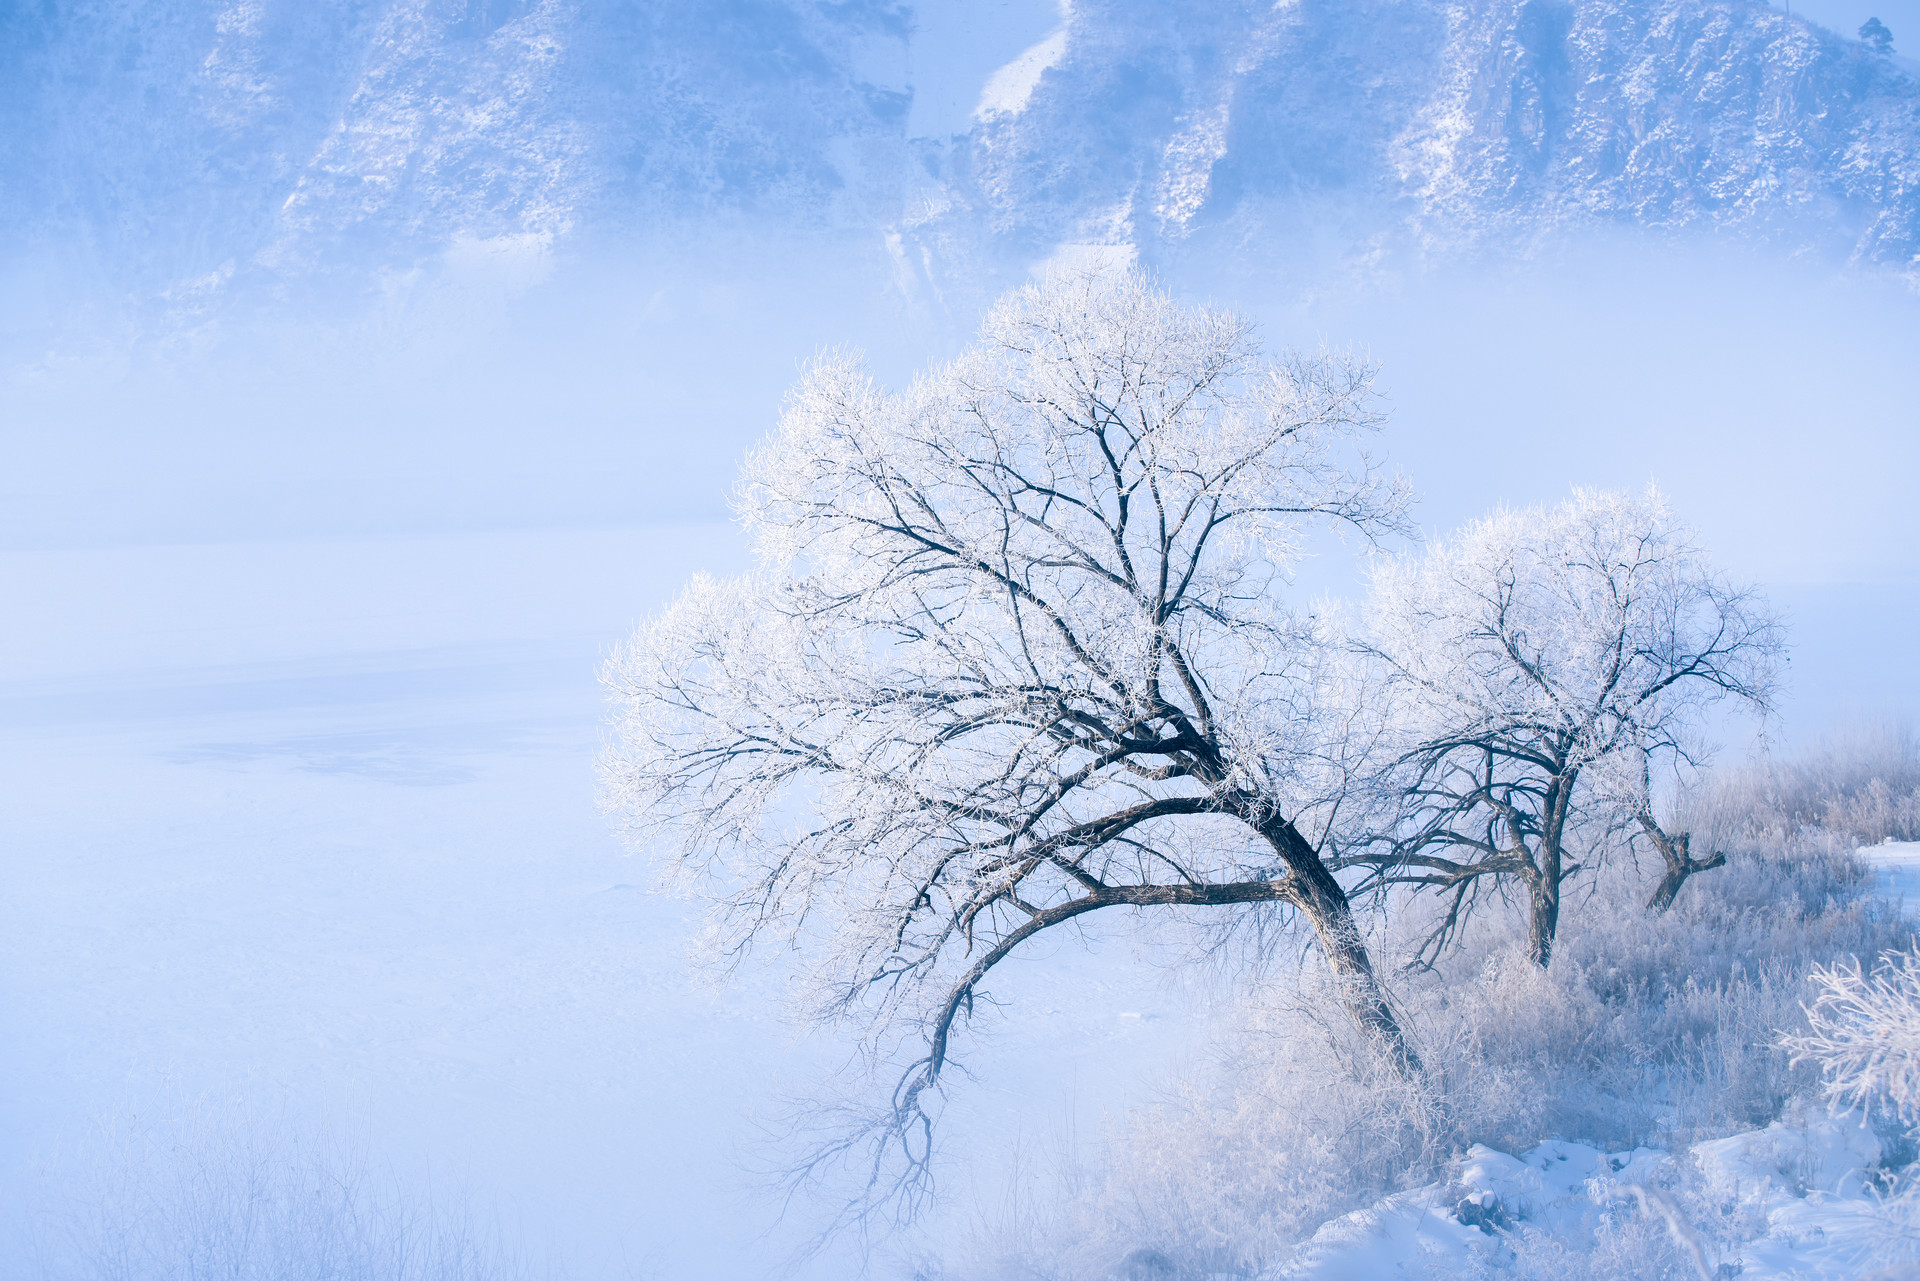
(938, 0, 1920, 270)
(4, 0, 1916, 296)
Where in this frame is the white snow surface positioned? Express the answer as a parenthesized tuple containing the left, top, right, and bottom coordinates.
(973, 14, 1070, 120)
(1281, 1140, 1665, 1279)
(1276, 1117, 1896, 1278)
(1872, 840, 1920, 908)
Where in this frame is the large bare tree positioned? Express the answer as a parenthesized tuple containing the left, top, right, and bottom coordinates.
(601, 268, 1414, 1214)
(1349, 488, 1782, 968)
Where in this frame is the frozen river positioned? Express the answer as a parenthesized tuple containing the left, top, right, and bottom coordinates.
(0, 527, 1217, 1278)
(1868, 841, 1920, 911)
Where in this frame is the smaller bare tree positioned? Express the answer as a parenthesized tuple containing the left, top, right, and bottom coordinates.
(1349, 488, 1782, 967)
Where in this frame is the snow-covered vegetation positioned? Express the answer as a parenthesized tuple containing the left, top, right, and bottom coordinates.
(929, 833, 1904, 1275)
(1698, 723, 1920, 850)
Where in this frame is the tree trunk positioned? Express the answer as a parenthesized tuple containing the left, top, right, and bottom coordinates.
(1638, 815, 1726, 913)
(1526, 775, 1574, 968)
(1260, 814, 1423, 1076)
(1525, 878, 1560, 969)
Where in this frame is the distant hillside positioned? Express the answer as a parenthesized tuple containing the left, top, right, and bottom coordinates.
(935, 0, 1920, 269)
(3, 0, 1915, 296)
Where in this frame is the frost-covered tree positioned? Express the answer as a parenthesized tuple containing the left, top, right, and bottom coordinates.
(1351, 489, 1781, 967)
(601, 269, 1414, 1213)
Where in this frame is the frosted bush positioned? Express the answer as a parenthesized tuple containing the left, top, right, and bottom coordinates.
(944, 829, 1912, 1279)
(1767, 946, 1920, 1273)
(1370, 831, 1905, 1153)
(1681, 722, 1920, 847)
(1786, 946, 1920, 1122)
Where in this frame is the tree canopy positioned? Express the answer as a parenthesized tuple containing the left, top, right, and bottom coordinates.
(601, 268, 1415, 1214)
(1349, 488, 1781, 966)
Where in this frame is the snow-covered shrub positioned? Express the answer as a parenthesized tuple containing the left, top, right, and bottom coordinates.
(1372, 830, 1906, 1154)
(1683, 723, 1920, 847)
(1765, 947, 1920, 1273)
(1543, 832, 1896, 1143)
(1786, 946, 1920, 1122)
(943, 829, 1911, 1279)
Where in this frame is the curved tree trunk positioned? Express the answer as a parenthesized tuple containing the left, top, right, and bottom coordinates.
(1260, 814, 1423, 1076)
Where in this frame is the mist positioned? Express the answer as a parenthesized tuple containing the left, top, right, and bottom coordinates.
(9, 225, 1913, 711)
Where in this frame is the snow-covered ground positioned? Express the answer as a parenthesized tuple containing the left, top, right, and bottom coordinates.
(1275, 1111, 1904, 1278)
(1873, 841, 1920, 910)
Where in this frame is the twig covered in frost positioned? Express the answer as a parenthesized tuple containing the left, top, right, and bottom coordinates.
(1785, 946, 1920, 1122)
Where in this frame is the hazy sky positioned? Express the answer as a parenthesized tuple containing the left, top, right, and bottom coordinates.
(1791, 0, 1920, 50)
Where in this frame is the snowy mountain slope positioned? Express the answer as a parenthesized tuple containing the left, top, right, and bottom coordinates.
(1410, 0, 1920, 259)
(933, 0, 1920, 269)
(0, 0, 917, 285)
(5, 0, 1918, 295)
